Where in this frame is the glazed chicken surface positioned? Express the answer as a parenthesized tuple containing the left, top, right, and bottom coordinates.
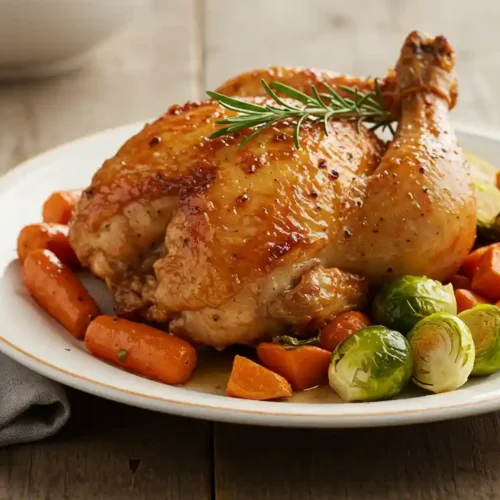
(69, 31, 476, 348)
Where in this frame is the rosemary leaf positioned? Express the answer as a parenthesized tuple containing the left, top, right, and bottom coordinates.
(206, 91, 266, 112)
(237, 123, 273, 150)
(294, 114, 308, 149)
(261, 80, 298, 111)
(269, 81, 313, 105)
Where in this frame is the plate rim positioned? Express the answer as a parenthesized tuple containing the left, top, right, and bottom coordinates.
(2, 119, 500, 428)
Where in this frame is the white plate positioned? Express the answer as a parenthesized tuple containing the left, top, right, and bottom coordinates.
(1, 121, 500, 428)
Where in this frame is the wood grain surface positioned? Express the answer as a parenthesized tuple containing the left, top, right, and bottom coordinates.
(2, 1, 500, 499)
(0, 390, 212, 500)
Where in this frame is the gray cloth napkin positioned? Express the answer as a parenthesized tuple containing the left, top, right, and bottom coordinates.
(0, 352, 70, 447)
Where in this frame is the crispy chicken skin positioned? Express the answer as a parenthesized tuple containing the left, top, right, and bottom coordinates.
(69, 31, 475, 347)
(216, 66, 396, 111)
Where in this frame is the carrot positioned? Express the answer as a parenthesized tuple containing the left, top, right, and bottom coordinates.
(17, 223, 80, 269)
(42, 189, 82, 224)
(460, 244, 500, 278)
(22, 249, 99, 338)
(320, 311, 371, 352)
(226, 355, 292, 400)
(471, 246, 500, 300)
(497, 170, 500, 190)
(85, 316, 197, 385)
(256, 343, 331, 390)
(449, 274, 471, 290)
(455, 289, 490, 313)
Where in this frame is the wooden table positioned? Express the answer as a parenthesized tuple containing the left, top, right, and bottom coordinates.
(2, 1, 500, 498)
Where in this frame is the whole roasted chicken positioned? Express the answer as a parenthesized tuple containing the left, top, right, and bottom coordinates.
(69, 31, 476, 348)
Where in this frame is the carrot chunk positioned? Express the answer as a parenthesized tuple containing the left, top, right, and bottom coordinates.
(85, 316, 197, 385)
(42, 189, 82, 224)
(17, 223, 79, 269)
(22, 249, 99, 338)
(471, 246, 500, 300)
(256, 343, 331, 390)
(320, 311, 371, 352)
(461, 244, 500, 278)
(455, 289, 490, 313)
(226, 355, 292, 400)
(449, 274, 471, 290)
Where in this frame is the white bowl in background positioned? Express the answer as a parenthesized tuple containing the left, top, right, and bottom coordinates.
(0, 0, 144, 80)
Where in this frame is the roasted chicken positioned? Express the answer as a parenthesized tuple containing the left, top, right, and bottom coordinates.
(69, 31, 476, 348)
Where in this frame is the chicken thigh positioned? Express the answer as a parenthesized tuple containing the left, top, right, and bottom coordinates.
(69, 31, 475, 347)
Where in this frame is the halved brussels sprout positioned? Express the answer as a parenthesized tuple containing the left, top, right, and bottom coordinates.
(328, 326, 412, 402)
(459, 304, 500, 376)
(407, 313, 475, 393)
(373, 275, 457, 334)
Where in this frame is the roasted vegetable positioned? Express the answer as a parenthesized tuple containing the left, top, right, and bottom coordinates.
(320, 311, 371, 352)
(23, 249, 99, 339)
(455, 289, 489, 313)
(459, 304, 500, 376)
(226, 355, 292, 400)
(85, 316, 197, 385)
(467, 152, 500, 241)
(328, 326, 412, 402)
(407, 313, 475, 393)
(373, 275, 457, 334)
(471, 245, 500, 300)
(473, 180, 500, 240)
(257, 343, 331, 390)
(466, 152, 498, 185)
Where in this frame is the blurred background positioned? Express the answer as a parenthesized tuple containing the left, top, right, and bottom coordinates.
(1, 0, 499, 174)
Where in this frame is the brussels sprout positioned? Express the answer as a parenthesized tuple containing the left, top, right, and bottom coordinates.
(407, 313, 475, 393)
(373, 275, 457, 334)
(467, 152, 500, 241)
(473, 180, 500, 241)
(459, 304, 500, 376)
(328, 326, 412, 402)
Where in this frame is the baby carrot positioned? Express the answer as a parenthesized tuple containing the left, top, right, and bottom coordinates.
(455, 289, 490, 313)
(85, 316, 197, 385)
(17, 223, 80, 269)
(471, 246, 500, 300)
(226, 355, 292, 400)
(22, 249, 99, 338)
(42, 189, 82, 224)
(256, 343, 331, 390)
(320, 311, 371, 352)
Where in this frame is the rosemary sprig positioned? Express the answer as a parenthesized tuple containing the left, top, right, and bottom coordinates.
(207, 79, 394, 149)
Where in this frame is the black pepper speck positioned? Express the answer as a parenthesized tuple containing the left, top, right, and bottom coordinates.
(149, 136, 161, 147)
